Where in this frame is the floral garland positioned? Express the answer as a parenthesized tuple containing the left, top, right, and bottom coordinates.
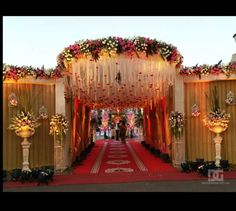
(57, 36, 183, 69)
(3, 64, 64, 81)
(9, 110, 40, 133)
(179, 61, 236, 79)
(49, 114, 69, 136)
(169, 111, 184, 139)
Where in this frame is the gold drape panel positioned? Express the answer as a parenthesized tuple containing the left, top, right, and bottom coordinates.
(185, 80, 236, 164)
(3, 83, 55, 170)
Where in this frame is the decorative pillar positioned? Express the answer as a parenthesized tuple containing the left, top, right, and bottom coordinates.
(55, 78, 69, 171)
(214, 134, 222, 167)
(21, 138, 31, 172)
(231, 34, 236, 62)
(173, 75, 186, 167)
(15, 127, 36, 172)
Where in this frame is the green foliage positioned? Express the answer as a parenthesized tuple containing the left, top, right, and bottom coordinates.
(212, 86, 220, 112)
(205, 85, 221, 113)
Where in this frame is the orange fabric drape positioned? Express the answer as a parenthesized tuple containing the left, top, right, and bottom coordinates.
(72, 97, 79, 160)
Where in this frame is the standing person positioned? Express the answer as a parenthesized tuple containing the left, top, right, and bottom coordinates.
(115, 122, 120, 141)
(119, 121, 127, 144)
(111, 125, 116, 139)
(127, 124, 130, 137)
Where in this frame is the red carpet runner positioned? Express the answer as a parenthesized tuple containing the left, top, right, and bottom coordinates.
(4, 139, 236, 189)
(90, 140, 147, 174)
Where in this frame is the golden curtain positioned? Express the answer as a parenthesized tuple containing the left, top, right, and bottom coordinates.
(3, 82, 55, 170)
(185, 80, 236, 164)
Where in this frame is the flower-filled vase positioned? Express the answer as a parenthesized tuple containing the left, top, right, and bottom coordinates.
(204, 86, 231, 167)
(203, 110, 230, 167)
(50, 114, 69, 172)
(169, 111, 184, 140)
(9, 111, 40, 172)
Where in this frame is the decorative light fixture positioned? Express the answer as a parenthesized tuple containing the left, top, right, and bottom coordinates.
(39, 106, 48, 119)
(8, 93, 18, 107)
(191, 103, 200, 117)
(225, 90, 236, 105)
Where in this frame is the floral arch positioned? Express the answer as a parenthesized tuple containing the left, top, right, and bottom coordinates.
(57, 36, 183, 109)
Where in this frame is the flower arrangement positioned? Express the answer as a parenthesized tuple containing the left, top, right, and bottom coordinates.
(203, 86, 230, 133)
(49, 114, 69, 136)
(179, 61, 236, 79)
(127, 110, 135, 129)
(203, 109, 230, 132)
(9, 110, 40, 133)
(114, 115, 121, 124)
(3, 64, 63, 81)
(101, 110, 109, 130)
(169, 111, 184, 139)
(57, 36, 183, 69)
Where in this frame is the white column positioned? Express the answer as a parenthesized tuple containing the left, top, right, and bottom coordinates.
(56, 79, 66, 115)
(21, 138, 31, 172)
(55, 78, 69, 171)
(231, 53, 236, 62)
(173, 74, 186, 167)
(214, 133, 222, 167)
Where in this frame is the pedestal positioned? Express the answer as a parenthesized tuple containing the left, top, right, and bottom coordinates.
(173, 140, 185, 168)
(21, 138, 31, 172)
(54, 135, 66, 173)
(54, 145, 64, 172)
(214, 133, 222, 167)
